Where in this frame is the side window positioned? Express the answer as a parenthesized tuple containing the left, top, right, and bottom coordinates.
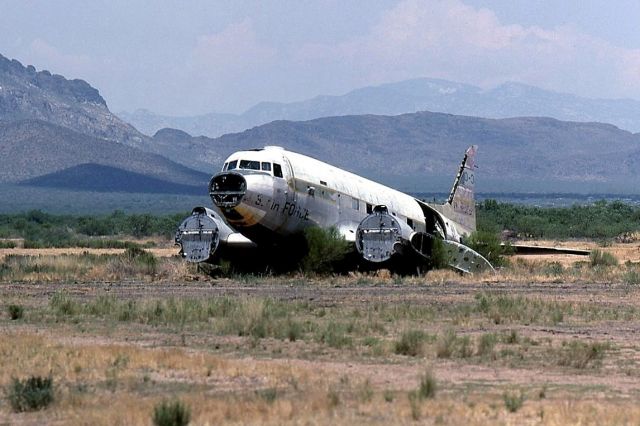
(351, 197, 359, 210)
(222, 162, 228, 171)
(261, 162, 272, 172)
(366, 203, 373, 214)
(227, 160, 237, 170)
(273, 163, 283, 178)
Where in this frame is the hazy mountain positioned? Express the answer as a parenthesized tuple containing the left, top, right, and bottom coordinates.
(0, 53, 144, 145)
(0, 53, 213, 194)
(0, 119, 209, 186)
(21, 163, 205, 195)
(119, 78, 640, 137)
(151, 111, 640, 193)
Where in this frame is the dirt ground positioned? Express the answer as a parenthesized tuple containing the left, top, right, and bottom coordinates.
(2, 243, 640, 424)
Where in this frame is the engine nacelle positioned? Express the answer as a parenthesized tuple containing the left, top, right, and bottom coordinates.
(175, 207, 222, 263)
(356, 206, 413, 263)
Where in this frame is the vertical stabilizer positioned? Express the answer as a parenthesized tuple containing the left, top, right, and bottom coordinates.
(446, 145, 477, 234)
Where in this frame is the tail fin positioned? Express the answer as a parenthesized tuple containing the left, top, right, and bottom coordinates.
(446, 145, 477, 233)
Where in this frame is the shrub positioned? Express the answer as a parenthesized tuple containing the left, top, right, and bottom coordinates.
(256, 387, 278, 404)
(327, 387, 340, 407)
(123, 247, 158, 274)
(589, 249, 618, 267)
(557, 341, 609, 369)
(0, 240, 16, 249)
(394, 330, 427, 356)
(464, 231, 510, 267)
(8, 376, 54, 412)
(623, 268, 640, 285)
(503, 330, 519, 344)
(477, 333, 497, 358)
(436, 329, 462, 358)
(503, 390, 525, 412)
(285, 319, 303, 342)
(300, 227, 350, 274)
(317, 321, 352, 348)
(50, 292, 79, 316)
(358, 379, 374, 402)
(429, 237, 451, 270)
(152, 399, 191, 426)
(417, 370, 437, 399)
(7, 304, 24, 320)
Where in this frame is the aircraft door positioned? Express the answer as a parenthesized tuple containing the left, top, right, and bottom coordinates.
(282, 155, 296, 206)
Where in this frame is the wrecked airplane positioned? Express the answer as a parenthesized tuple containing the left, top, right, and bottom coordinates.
(175, 145, 493, 273)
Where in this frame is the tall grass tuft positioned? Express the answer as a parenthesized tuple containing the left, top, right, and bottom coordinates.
(503, 390, 525, 412)
(152, 399, 191, 426)
(417, 370, 437, 399)
(557, 341, 609, 369)
(8, 376, 54, 412)
(589, 249, 618, 267)
(7, 304, 24, 320)
(394, 330, 427, 356)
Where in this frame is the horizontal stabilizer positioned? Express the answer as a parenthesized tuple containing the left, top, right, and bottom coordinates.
(443, 240, 494, 274)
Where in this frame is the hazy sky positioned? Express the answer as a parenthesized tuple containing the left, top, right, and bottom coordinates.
(2, 0, 639, 115)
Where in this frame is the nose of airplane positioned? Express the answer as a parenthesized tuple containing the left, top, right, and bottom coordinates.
(209, 172, 246, 208)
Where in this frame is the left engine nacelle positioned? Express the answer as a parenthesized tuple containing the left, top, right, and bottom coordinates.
(175, 207, 222, 263)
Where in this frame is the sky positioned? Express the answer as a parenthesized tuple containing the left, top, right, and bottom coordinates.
(1, 0, 639, 116)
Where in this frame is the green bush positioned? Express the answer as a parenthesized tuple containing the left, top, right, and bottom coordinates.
(503, 390, 525, 412)
(394, 330, 427, 356)
(477, 333, 497, 357)
(317, 321, 352, 348)
(557, 341, 609, 369)
(0, 240, 16, 248)
(8, 376, 54, 412)
(152, 399, 191, 426)
(7, 304, 24, 320)
(256, 387, 278, 404)
(464, 230, 510, 267)
(589, 249, 618, 267)
(121, 247, 158, 275)
(300, 227, 350, 274)
(623, 268, 640, 285)
(477, 199, 640, 239)
(417, 370, 437, 399)
(429, 237, 451, 270)
(50, 292, 79, 316)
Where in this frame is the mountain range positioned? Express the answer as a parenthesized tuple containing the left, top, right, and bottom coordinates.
(1, 52, 640, 199)
(150, 112, 640, 193)
(0, 54, 209, 192)
(119, 78, 640, 138)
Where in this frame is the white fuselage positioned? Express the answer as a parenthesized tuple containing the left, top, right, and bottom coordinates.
(215, 147, 428, 244)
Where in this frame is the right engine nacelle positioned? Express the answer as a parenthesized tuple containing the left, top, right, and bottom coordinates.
(356, 206, 414, 263)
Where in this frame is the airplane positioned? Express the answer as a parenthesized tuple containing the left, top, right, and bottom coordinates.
(175, 145, 494, 274)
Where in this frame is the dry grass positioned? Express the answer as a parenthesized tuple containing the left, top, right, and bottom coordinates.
(2, 331, 640, 425)
(2, 240, 640, 424)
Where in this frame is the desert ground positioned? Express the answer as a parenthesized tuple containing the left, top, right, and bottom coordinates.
(1, 240, 640, 425)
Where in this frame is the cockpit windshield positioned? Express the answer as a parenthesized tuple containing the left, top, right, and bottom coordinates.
(222, 159, 276, 175)
(239, 160, 261, 170)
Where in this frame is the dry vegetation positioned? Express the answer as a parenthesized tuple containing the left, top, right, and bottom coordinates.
(2, 242, 640, 424)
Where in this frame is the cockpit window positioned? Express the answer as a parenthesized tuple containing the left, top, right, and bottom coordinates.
(227, 160, 238, 170)
(261, 162, 271, 172)
(240, 160, 261, 170)
(222, 162, 228, 171)
(273, 163, 283, 178)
